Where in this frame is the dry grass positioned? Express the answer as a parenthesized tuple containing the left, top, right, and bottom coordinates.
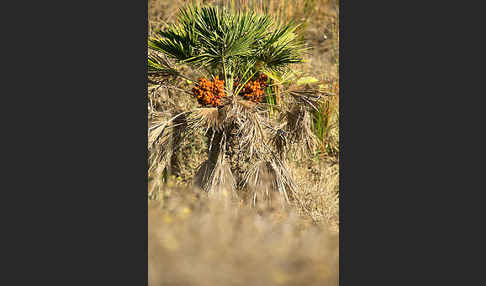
(149, 185, 339, 286)
(148, 0, 339, 285)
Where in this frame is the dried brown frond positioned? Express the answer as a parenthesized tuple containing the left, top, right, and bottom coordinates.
(235, 111, 269, 160)
(267, 124, 289, 157)
(239, 153, 300, 209)
(194, 155, 237, 198)
(148, 111, 174, 175)
(148, 52, 193, 84)
(268, 158, 297, 204)
(148, 109, 189, 178)
(186, 107, 224, 132)
(218, 97, 261, 123)
(152, 107, 224, 167)
(283, 105, 319, 156)
(199, 98, 270, 160)
(287, 87, 324, 112)
(240, 161, 285, 208)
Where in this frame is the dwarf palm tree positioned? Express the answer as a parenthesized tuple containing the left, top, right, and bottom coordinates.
(148, 4, 322, 206)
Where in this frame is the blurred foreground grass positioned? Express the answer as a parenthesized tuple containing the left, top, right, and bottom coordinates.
(149, 184, 339, 286)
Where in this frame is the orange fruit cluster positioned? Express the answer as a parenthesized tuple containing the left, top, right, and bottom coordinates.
(192, 74, 269, 106)
(235, 74, 268, 103)
(192, 76, 226, 107)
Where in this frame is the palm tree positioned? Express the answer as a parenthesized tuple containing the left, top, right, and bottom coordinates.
(148, 4, 323, 206)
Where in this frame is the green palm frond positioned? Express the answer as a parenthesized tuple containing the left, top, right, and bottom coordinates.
(149, 23, 197, 61)
(256, 21, 307, 73)
(148, 5, 305, 91)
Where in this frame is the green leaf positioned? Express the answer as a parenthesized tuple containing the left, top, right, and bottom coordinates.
(297, 76, 319, 86)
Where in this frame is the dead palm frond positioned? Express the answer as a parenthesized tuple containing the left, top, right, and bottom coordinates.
(148, 111, 174, 175)
(288, 87, 323, 112)
(240, 160, 289, 207)
(281, 105, 319, 156)
(268, 126, 288, 157)
(194, 154, 237, 197)
(186, 107, 224, 132)
(148, 110, 188, 177)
